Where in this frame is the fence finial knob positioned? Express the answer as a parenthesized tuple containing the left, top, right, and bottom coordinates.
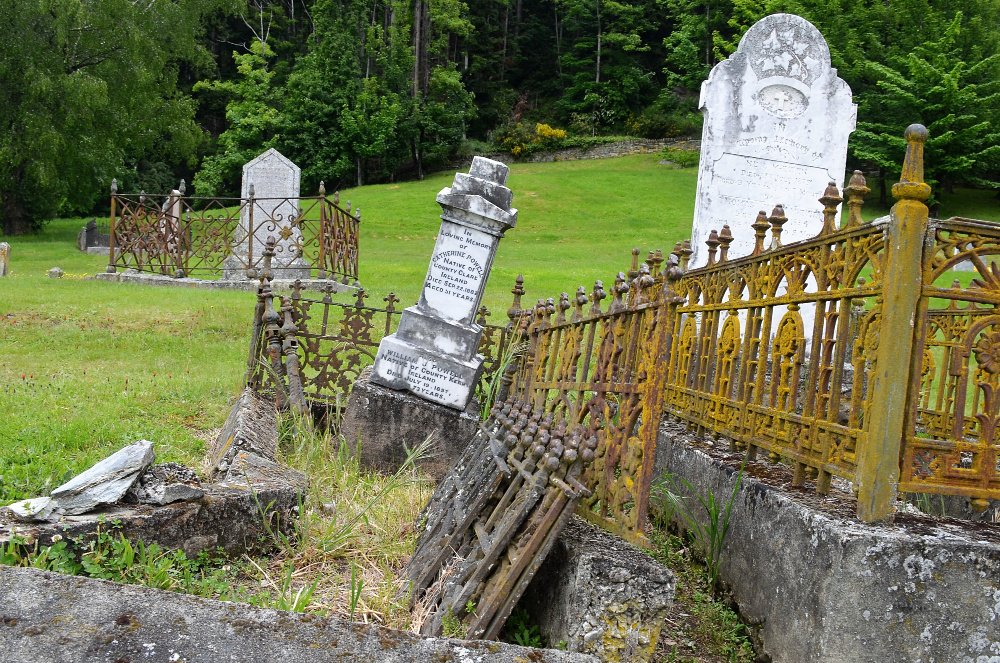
(718, 225, 733, 262)
(319, 181, 326, 196)
(111, 178, 118, 194)
(178, 179, 186, 196)
(845, 171, 870, 227)
(818, 181, 843, 236)
(893, 124, 931, 202)
(706, 230, 720, 266)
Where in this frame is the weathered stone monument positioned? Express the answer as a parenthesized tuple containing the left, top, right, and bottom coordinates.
(223, 148, 311, 280)
(0, 242, 9, 277)
(369, 156, 517, 409)
(689, 13, 856, 267)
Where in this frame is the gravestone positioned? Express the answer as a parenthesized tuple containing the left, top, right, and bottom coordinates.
(0, 242, 8, 277)
(370, 157, 517, 409)
(223, 149, 311, 280)
(689, 13, 856, 267)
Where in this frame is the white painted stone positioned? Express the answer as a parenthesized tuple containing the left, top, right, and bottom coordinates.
(50, 440, 155, 515)
(371, 156, 517, 409)
(689, 13, 856, 267)
(227, 148, 310, 277)
(0, 242, 9, 277)
(47, 267, 63, 278)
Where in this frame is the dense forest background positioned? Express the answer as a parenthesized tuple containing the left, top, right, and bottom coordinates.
(1, 0, 998, 234)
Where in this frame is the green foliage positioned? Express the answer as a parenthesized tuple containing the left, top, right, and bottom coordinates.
(653, 455, 746, 588)
(852, 15, 1000, 199)
(441, 606, 467, 638)
(0, 0, 237, 235)
(661, 146, 701, 168)
(504, 606, 544, 648)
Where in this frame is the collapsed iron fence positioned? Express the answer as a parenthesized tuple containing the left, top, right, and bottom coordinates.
(106, 180, 360, 282)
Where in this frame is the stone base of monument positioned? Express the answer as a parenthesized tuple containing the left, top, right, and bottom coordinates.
(221, 253, 313, 281)
(520, 516, 675, 662)
(0, 567, 596, 663)
(340, 370, 480, 480)
(96, 269, 357, 293)
(653, 422, 1000, 663)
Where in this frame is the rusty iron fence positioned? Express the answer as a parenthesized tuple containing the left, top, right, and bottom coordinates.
(497, 124, 998, 527)
(244, 239, 519, 419)
(106, 180, 360, 281)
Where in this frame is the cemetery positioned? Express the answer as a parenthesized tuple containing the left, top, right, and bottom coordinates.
(3, 10, 1000, 663)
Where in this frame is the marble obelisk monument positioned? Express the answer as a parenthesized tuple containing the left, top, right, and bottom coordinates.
(370, 157, 517, 410)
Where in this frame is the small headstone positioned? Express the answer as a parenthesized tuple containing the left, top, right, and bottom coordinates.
(370, 156, 518, 409)
(0, 242, 9, 277)
(223, 148, 310, 280)
(689, 13, 856, 267)
(77, 225, 88, 252)
(50, 440, 155, 515)
(48, 267, 63, 278)
(124, 462, 203, 506)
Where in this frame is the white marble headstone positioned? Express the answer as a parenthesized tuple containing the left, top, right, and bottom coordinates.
(689, 13, 856, 267)
(235, 148, 306, 272)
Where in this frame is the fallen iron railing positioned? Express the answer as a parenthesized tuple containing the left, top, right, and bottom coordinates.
(245, 239, 519, 421)
(106, 180, 359, 281)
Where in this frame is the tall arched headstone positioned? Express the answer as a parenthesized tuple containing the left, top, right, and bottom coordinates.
(689, 14, 856, 267)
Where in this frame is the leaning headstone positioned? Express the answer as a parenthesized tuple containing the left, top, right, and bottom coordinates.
(0, 242, 9, 277)
(223, 148, 311, 280)
(50, 439, 155, 515)
(370, 156, 517, 409)
(689, 13, 856, 267)
(47, 267, 63, 278)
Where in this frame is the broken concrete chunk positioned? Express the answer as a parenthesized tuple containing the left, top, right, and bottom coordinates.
(125, 462, 204, 506)
(6, 497, 54, 522)
(50, 440, 155, 515)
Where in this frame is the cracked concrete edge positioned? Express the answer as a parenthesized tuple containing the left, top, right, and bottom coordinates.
(0, 566, 598, 663)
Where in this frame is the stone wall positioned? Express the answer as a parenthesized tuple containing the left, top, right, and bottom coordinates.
(451, 139, 700, 169)
(653, 422, 1000, 663)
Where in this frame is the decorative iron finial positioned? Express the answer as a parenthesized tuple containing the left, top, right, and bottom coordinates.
(111, 178, 118, 195)
(768, 205, 787, 250)
(679, 240, 693, 271)
(346, 200, 351, 212)
(845, 171, 870, 227)
(139, 190, 146, 205)
(384, 292, 400, 314)
(322, 281, 335, 304)
(572, 286, 588, 321)
(652, 249, 664, 282)
(261, 236, 276, 283)
(334, 190, 340, 205)
(818, 181, 843, 236)
(706, 230, 720, 267)
(637, 263, 655, 304)
(178, 179, 186, 196)
(354, 288, 369, 308)
(590, 280, 607, 315)
(477, 305, 491, 326)
(507, 274, 525, 328)
(751, 211, 770, 255)
(629, 248, 640, 281)
(718, 225, 733, 262)
(292, 279, 303, 300)
(318, 181, 326, 197)
(556, 292, 571, 324)
(609, 272, 628, 313)
(893, 124, 931, 203)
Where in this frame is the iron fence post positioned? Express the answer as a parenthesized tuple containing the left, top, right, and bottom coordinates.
(856, 124, 931, 522)
(107, 179, 118, 273)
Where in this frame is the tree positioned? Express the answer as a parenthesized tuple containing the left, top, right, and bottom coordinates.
(852, 15, 1000, 204)
(0, 0, 236, 235)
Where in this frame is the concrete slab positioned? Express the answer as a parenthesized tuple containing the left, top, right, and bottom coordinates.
(0, 566, 597, 663)
(95, 270, 358, 293)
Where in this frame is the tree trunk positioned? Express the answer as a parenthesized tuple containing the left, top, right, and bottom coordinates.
(554, 5, 562, 77)
(357, 157, 363, 187)
(1, 189, 33, 236)
(878, 167, 888, 207)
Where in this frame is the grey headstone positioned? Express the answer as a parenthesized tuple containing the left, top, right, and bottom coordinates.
(690, 13, 857, 267)
(370, 157, 518, 409)
(50, 439, 155, 515)
(125, 462, 204, 506)
(225, 148, 311, 279)
(0, 242, 8, 277)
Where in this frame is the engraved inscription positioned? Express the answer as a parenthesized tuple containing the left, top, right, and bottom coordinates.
(423, 220, 494, 322)
(378, 348, 467, 402)
(758, 84, 807, 119)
